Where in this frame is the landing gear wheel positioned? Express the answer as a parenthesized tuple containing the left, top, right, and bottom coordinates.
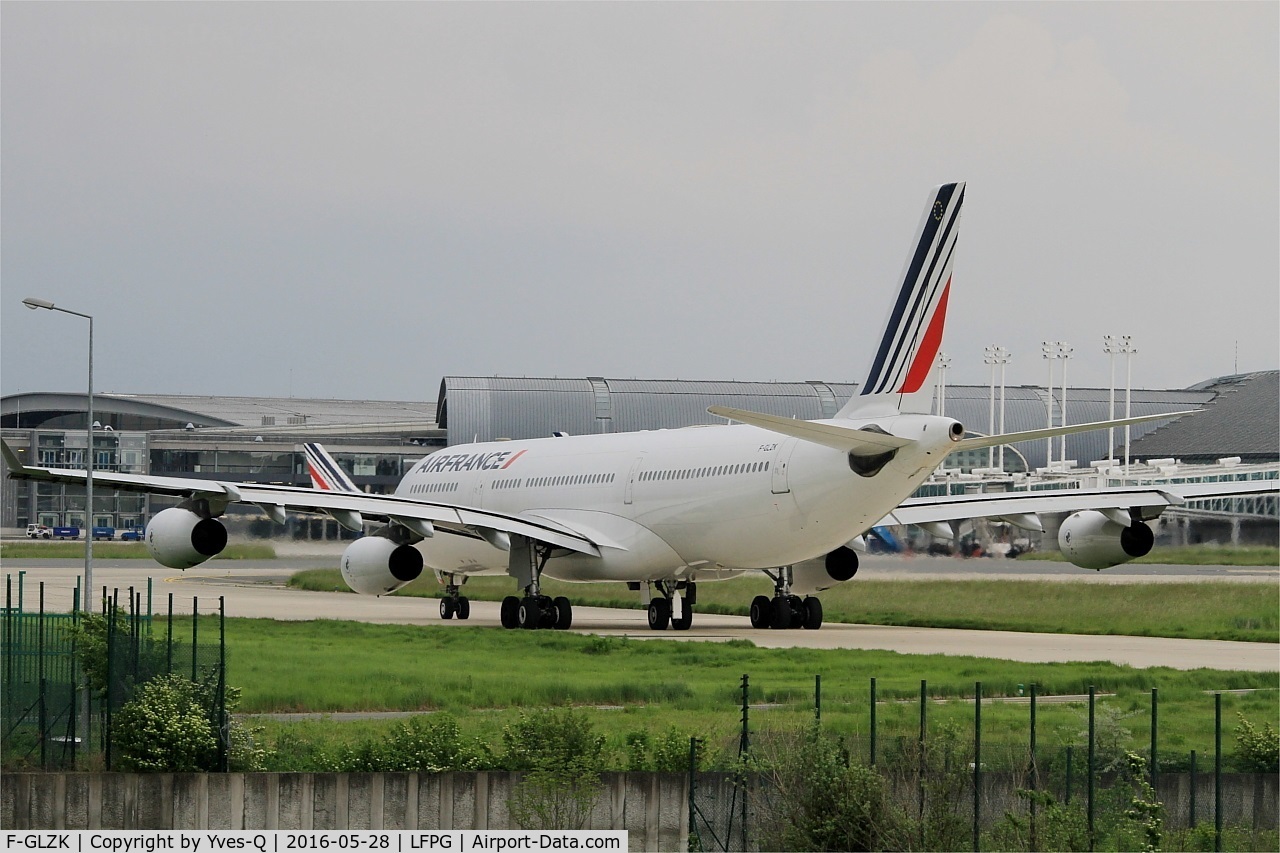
(671, 603, 693, 631)
(749, 595, 772, 629)
(771, 596, 793, 630)
(518, 597, 540, 629)
(439, 597, 455, 620)
(553, 596, 573, 630)
(456, 597, 471, 620)
(647, 597, 671, 631)
(802, 596, 823, 630)
(500, 596, 520, 629)
(538, 595, 557, 629)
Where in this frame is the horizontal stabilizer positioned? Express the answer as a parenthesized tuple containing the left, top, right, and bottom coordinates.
(953, 411, 1199, 453)
(708, 406, 914, 454)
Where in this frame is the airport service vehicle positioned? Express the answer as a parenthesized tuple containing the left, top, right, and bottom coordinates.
(51, 527, 80, 540)
(25, 524, 52, 539)
(92, 526, 116, 541)
(5, 183, 1273, 634)
(120, 527, 145, 542)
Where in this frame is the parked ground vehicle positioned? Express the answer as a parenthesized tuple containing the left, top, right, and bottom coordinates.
(92, 526, 116, 541)
(120, 526, 145, 542)
(25, 523, 52, 539)
(51, 527, 80, 540)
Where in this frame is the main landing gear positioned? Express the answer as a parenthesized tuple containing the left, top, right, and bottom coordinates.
(644, 581, 695, 631)
(499, 540, 574, 630)
(438, 575, 471, 620)
(749, 567, 823, 630)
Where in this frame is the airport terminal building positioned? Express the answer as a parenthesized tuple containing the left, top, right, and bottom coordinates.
(3, 371, 1276, 542)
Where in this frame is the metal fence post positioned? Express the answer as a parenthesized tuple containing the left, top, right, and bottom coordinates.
(870, 677, 877, 766)
(973, 681, 981, 853)
(192, 597, 199, 683)
(919, 679, 927, 849)
(814, 674, 821, 725)
(1029, 684, 1038, 852)
(1087, 685, 1096, 852)
(1150, 687, 1158, 793)
(218, 596, 227, 772)
(1214, 693, 1222, 852)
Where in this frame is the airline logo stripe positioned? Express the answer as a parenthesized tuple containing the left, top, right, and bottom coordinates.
(305, 444, 357, 492)
(861, 183, 964, 396)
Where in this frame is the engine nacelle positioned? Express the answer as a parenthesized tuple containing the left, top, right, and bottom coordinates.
(1058, 511, 1154, 570)
(791, 546, 860, 595)
(341, 535, 424, 596)
(145, 507, 228, 569)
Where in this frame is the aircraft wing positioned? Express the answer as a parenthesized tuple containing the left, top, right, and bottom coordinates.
(883, 479, 1277, 529)
(1, 440, 600, 557)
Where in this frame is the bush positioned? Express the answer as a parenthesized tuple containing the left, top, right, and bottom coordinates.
(752, 725, 909, 852)
(113, 674, 219, 772)
(1234, 712, 1280, 772)
(503, 708, 605, 831)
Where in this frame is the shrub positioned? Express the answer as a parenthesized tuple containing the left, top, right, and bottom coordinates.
(1234, 712, 1280, 772)
(113, 674, 219, 772)
(752, 725, 909, 852)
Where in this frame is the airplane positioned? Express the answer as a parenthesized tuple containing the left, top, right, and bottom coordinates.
(6, 182, 1272, 633)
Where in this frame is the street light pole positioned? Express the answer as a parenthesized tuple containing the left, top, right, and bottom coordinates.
(984, 345, 1010, 471)
(23, 297, 94, 612)
(1041, 342, 1057, 470)
(1059, 344, 1073, 467)
(935, 352, 951, 418)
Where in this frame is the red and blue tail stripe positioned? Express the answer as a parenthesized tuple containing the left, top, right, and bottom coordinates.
(304, 443, 359, 493)
(847, 182, 964, 415)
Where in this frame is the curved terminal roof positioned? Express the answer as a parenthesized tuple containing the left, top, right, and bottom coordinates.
(1, 391, 436, 435)
(437, 377, 859, 443)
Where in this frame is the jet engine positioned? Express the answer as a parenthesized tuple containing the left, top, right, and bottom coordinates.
(791, 546, 860, 595)
(340, 535, 424, 596)
(1057, 511, 1154, 570)
(145, 506, 229, 569)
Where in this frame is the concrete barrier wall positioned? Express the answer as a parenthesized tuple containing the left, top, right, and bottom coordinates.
(1, 772, 691, 852)
(3, 770, 1274, 848)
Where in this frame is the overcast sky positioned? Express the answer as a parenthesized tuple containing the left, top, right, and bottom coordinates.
(3, 2, 1276, 404)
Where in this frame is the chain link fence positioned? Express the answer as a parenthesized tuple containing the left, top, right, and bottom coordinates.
(2, 573, 227, 772)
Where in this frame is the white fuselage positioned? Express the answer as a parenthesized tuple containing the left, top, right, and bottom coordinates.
(395, 414, 961, 584)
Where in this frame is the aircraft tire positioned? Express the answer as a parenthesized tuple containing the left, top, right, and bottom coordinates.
(439, 598, 455, 620)
(802, 596, 823, 630)
(771, 596, 793, 630)
(456, 597, 471, 620)
(749, 596, 771, 629)
(518, 597, 540, 630)
(672, 604, 693, 631)
(647, 598, 671, 631)
(538, 595, 557, 629)
(500, 596, 520, 629)
(554, 596, 573, 630)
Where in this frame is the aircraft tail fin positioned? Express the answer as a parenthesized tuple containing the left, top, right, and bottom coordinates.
(304, 443, 360, 493)
(838, 182, 965, 418)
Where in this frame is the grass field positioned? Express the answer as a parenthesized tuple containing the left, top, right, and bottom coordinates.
(0, 541, 276, 560)
(289, 570, 1279, 643)
(204, 615, 1278, 772)
(1018, 545, 1279, 566)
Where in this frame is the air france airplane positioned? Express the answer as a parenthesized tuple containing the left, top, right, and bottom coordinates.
(8, 183, 1266, 632)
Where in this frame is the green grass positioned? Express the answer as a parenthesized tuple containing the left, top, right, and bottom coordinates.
(289, 571, 1280, 643)
(0, 541, 276, 560)
(1016, 545, 1279, 566)
(203, 615, 1277, 772)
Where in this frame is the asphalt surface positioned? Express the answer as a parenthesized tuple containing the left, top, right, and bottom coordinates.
(3, 550, 1277, 672)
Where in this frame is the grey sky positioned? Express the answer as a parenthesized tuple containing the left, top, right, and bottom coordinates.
(3, 2, 1276, 403)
